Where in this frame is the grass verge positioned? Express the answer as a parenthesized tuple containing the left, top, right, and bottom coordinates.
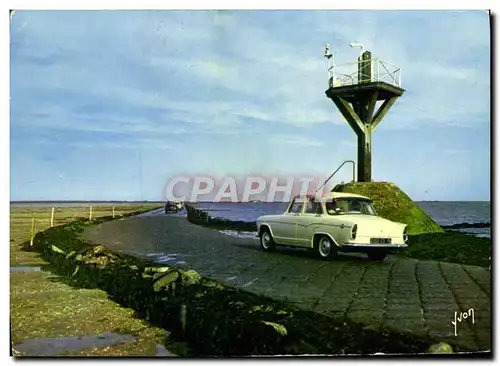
(10, 204, 182, 357)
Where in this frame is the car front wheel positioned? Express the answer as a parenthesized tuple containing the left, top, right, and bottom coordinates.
(260, 229, 276, 252)
(316, 236, 338, 260)
(367, 251, 387, 261)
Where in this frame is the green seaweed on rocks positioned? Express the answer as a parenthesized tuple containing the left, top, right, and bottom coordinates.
(428, 342, 453, 354)
(262, 321, 288, 336)
(332, 182, 444, 235)
(404, 231, 491, 267)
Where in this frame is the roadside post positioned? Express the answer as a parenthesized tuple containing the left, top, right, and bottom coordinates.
(30, 215, 35, 247)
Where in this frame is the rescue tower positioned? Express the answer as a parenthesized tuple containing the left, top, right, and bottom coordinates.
(324, 43, 404, 182)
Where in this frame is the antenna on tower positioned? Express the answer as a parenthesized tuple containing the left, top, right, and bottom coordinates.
(324, 43, 332, 59)
(324, 43, 336, 88)
(350, 42, 365, 56)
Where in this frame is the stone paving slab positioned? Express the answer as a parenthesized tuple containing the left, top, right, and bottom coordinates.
(82, 215, 492, 352)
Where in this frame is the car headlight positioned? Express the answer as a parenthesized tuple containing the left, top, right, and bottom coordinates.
(351, 224, 357, 240)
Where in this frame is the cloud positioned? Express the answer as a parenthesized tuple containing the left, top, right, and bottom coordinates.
(340, 140, 356, 147)
(11, 10, 490, 146)
(267, 134, 324, 147)
(443, 148, 472, 155)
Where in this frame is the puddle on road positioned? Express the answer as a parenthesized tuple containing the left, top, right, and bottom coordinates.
(12, 332, 177, 357)
(241, 278, 259, 288)
(156, 255, 180, 263)
(223, 276, 259, 289)
(145, 253, 167, 257)
(10, 266, 42, 272)
(155, 344, 178, 357)
(218, 230, 258, 239)
(13, 332, 138, 356)
(147, 253, 189, 264)
(137, 208, 187, 218)
(157, 254, 183, 263)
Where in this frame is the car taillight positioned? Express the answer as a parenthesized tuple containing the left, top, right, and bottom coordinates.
(351, 224, 357, 240)
(403, 228, 408, 243)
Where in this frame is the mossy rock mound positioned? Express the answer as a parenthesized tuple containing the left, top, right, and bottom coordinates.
(332, 181, 444, 235)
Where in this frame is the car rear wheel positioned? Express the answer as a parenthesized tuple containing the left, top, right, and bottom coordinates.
(260, 229, 276, 252)
(367, 251, 387, 261)
(316, 236, 337, 260)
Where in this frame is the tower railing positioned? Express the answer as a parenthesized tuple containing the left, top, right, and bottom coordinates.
(328, 58, 402, 89)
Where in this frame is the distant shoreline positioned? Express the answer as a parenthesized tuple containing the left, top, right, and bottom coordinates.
(10, 201, 165, 204)
(10, 200, 490, 204)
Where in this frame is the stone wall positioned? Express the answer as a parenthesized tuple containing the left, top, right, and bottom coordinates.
(185, 204, 257, 232)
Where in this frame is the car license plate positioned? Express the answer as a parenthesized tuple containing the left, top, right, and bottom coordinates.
(370, 238, 391, 244)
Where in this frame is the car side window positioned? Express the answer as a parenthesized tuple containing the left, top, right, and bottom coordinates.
(348, 200, 362, 212)
(325, 201, 340, 215)
(289, 201, 304, 213)
(305, 201, 322, 214)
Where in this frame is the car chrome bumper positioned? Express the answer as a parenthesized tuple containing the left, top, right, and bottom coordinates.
(341, 243, 408, 249)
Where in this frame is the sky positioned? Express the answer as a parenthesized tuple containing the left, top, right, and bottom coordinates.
(10, 10, 490, 201)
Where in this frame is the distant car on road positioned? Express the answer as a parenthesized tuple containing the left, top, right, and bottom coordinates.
(165, 201, 183, 214)
(256, 192, 408, 261)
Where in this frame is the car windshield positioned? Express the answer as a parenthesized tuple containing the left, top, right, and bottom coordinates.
(325, 198, 377, 216)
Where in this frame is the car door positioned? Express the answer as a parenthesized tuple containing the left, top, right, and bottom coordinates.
(296, 198, 323, 247)
(273, 199, 303, 245)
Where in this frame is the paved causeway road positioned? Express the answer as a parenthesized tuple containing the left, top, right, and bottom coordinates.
(82, 215, 491, 352)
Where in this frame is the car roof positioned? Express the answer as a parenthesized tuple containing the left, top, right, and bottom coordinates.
(295, 192, 370, 201)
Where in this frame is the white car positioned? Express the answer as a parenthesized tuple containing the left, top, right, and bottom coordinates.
(256, 192, 408, 261)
